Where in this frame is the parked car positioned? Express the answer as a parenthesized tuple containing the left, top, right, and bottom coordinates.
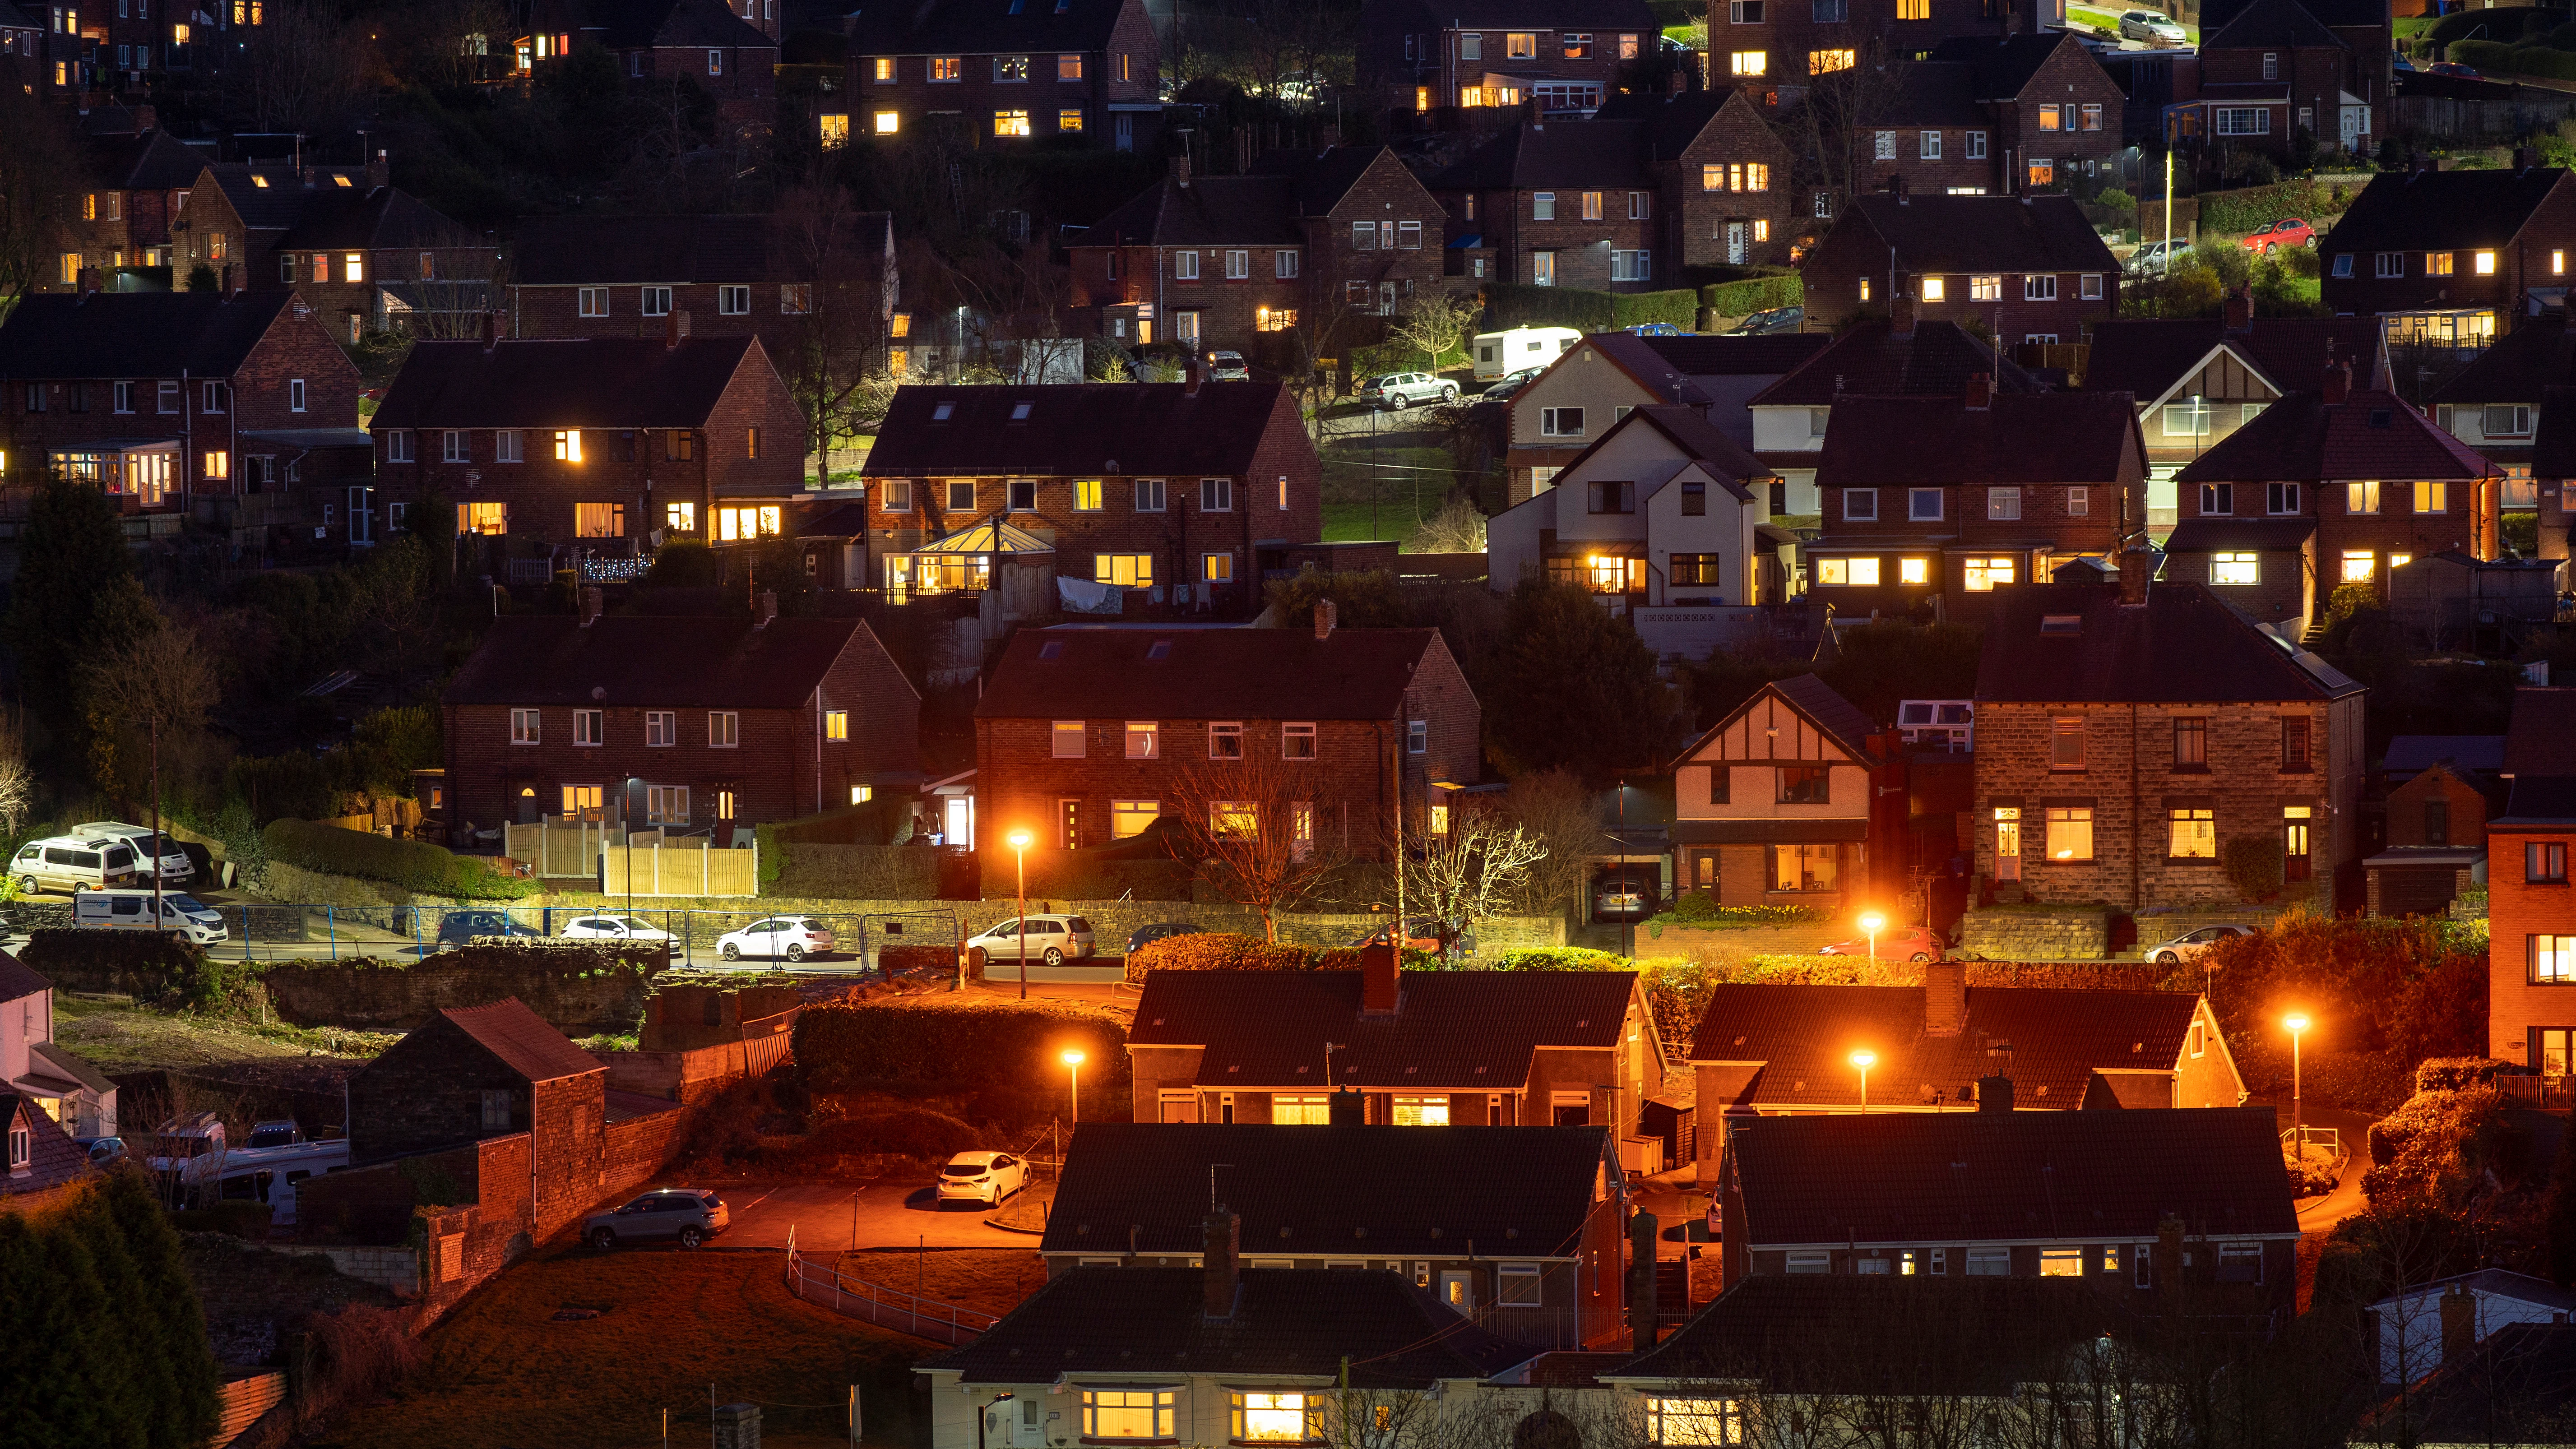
(966, 915, 1097, 968)
(2117, 8, 2188, 41)
(1480, 367, 1544, 400)
(2392, 51, 2416, 72)
(2428, 60, 2481, 77)
(1593, 875, 1657, 921)
(561, 913, 681, 954)
(1626, 321, 1687, 337)
(2240, 218, 2315, 253)
(437, 909, 543, 949)
(10, 835, 139, 895)
(75, 821, 194, 883)
(715, 916, 836, 962)
(2128, 238, 2180, 274)
(78, 1136, 126, 1165)
(1204, 350, 1251, 380)
(583, 1188, 729, 1250)
(1124, 921, 1202, 955)
(1724, 306, 1804, 336)
(245, 1120, 305, 1150)
(1818, 926, 1947, 961)
(2140, 923, 2257, 964)
(936, 1151, 1029, 1208)
(72, 888, 230, 944)
(1349, 918, 1475, 956)
(1357, 371, 1459, 410)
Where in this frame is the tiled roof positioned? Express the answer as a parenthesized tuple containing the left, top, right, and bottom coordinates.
(861, 382, 1294, 477)
(1974, 580, 2363, 702)
(2083, 317, 2386, 402)
(276, 186, 482, 251)
(1815, 392, 2140, 486)
(847, 0, 1130, 55)
(2530, 384, 2576, 477)
(976, 627, 1444, 722)
(1670, 675, 1879, 772)
(0, 951, 51, 1006)
(512, 212, 890, 286)
(1242, 144, 1415, 218)
(0, 1093, 91, 1197)
(2173, 389, 2494, 484)
(591, 0, 775, 47)
(445, 615, 899, 709)
(439, 999, 603, 1083)
(1879, 61, 1985, 126)
(1576, 332, 1714, 404)
(1611, 1275, 2139, 1395)
(370, 337, 764, 429)
(1126, 969, 1635, 1088)
(1433, 121, 1653, 190)
(2505, 687, 2576, 778)
(2322, 167, 2571, 255)
(201, 163, 315, 230)
(2430, 313, 2576, 407)
(1688, 983, 2201, 1108)
(1747, 320, 2037, 407)
(923, 1266, 1534, 1385)
(85, 128, 209, 191)
(29, 1043, 114, 1097)
(2200, 0, 2381, 31)
(2161, 516, 2317, 552)
(1638, 332, 1833, 376)
(2362, 1323, 2576, 1440)
(1726, 1106, 2299, 1246)
(2206, 0, 2347, 49)
(1083, 175, 1302, 247)
(1376, 0, 1657, 28)
(2385, 734, 2506, 774)
(1542, 406, 1765, 504)
(1844, 193, 2117, 274)
(1041, 1124, 1610, 1259)
(1496, 1352, 1633, 1386)
(1924, 31, 2090, 96)
(0, 292, 294, 380)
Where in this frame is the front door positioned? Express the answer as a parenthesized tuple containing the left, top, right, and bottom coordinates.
(1725, 221, 1748, 264)
(1113, 113, 1133, 152)
(1437, 1271, 1476, 1312)
(1058, 799, 1080, 849)
(1995, 808, 2022, 881)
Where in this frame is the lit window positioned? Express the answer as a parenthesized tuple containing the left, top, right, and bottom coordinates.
(343, 251, 364, 282)
(1391, 1095, 1449, 1126)
(666, 501, 695, 532)
(825, 710, 850, 742)
(1971, 274, 2001, 300)
(1923, 276, 1946, 301)
(1271, 1093, 1328, 1124)
(1646, 1399, 1742, 1447)
(1808, 47, 1853, 72)
(1898, 557, 1929, 585)
(1730, 50, 1765, 74)
(554, 430, 582, 462)
(1082, 1391, 1177, 1442)
(2212, 552, 2259, 585)
(2476, 250, 2498, 275)
(2428, 252, 2455, 276)
(2414, 480, 2448, 514)
(2170, 807, 2216, 858)
(2537, 935, 2576, 982)
(1203, 552, 1234, 583)
(1126, 722, 1159, 759)
(2046, 807, 2093, 861)
(2039, 1248, 2085, 1277)
(458, 501, 507, 533)
(2341, 550, 2375, 583)
(994, 109, 1031, 137)
(874, 110, 899, 134)
(1232, 1394, 1312, 1443)
(1096, 553, 1152, 587)
(1961, 556, 2015, 591)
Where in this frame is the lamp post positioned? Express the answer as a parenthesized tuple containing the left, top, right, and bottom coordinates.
(2284, 1012, 2311, 1143)
(1062, 1048, 1086, 1124)
(1859, 911, 1885, 965)
(1850, 1049, 1877, 1113)
(1006, 829, 1033, 1000)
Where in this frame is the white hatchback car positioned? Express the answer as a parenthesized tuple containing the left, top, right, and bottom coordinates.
(937, 1151, 1028, 1208)
(967, 915, 1097, 968)
(2141, 923, 2256, 964)
(561, 913, 681, 954)
(715, 916, 836, 962)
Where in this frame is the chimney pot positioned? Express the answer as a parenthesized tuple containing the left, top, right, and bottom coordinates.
(1925, 960, 1966, 1037)
(2322, 360, 2353, 407)
(1361, 942, 1399, 1014)
(1315, 598, 1337, 640)
(1328, 1087, 1366, 1126)
(2118, 546, 2154, 607)
(2222, 287, 2252, 333)
(2441, 1287, 2479, 1364)
(1169, 152, 1191, 189)
(1203, 1209, 1241, 1318)
(1964, 371, 1992, 410)
(1890, 291, 1918, 336)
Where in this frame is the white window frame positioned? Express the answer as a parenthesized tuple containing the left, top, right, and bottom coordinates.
(645, 710, 675, 746)
(709, 711, 740, 748)
(510, 709, 541, 745)
(2023, 273, 2058, 301)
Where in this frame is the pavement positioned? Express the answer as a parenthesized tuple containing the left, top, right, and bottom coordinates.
(2284, 1102, 2378, 1235)
(685, 1177, 1036, 1252)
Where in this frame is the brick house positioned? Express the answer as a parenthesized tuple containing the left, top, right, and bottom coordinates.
(973, 615, 1476, 861)
(841, 0, 1160, 152)
(1125, 955, 1659, 1134)
(0, 290, 365, 514)
(46, 124, 204, 290)
(1969, 570, 2367, 913)
(3, 954, 118, 1139)
(2191, 0, 2387, 158)
(2487, 689, 2576, 1074)
(2, 1088, 90, 1213)
(1796, 192, 2117, 339)
(2427, 311, 2576, 537)
(180, 157, 499, 342)
(2166, 368, 2499, 632)
(1068, 148, 1449, 356)
(1488, 404, 1787, 606)
(1501, 329, 1827, 506)
(1667, 675, 1895, 910)
(1689, 965, 2244, 1145)
(859, 378, 1321, 612)
(1357, 0, 1658, 116)
(507, 211, 897, 369)
(368, 325, 809, 548)
(2082, 299, 2387, 531)
(441, 602, 920, 831)
(1041, 1123, 1629, 1348)
(2366, 759, 2489, 917)
(1711, 1105, 2299, 1310)
(525, 0, 780, 121)
(1809, 381, 2149, 620)
(1866, 35, 2126, 197)
(1745, 315, 2039, 526)
(1594, 87, 1801, 270)
(2534, 384, 2576, 565)
(1701, 0, 2031, 96)
(2318, 164, 2576, 328)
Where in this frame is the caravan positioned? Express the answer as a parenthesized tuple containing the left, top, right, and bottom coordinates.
(1471, 327, 1581, 382)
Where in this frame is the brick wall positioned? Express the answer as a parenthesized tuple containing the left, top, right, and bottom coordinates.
(1705, 1, 2009, 97)
(842, 0, 1157, 147)
(1798, 218, 2113, 337)
(1674, 96, 1798, 269)
(1466, 185, 1663, 292)
(2322, 176, 2576, 317)
(2387, 767, 2489, 849)
(1958, 906, 2109, 959)
(2489, 821, 2576, 1065)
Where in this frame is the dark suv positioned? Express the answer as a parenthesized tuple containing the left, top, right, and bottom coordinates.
(583, 1188, 730, 1250)
(436, 910, 543, 949)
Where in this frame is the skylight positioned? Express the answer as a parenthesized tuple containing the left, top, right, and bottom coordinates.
(1146, 641, 1173, 660)
(2039, 615, 2081, 635)
(931, 402, 955, 421)
(1039, 640, 1064, 659)
(252, 175, 270, 188)
(1010, 401, 1033, 421)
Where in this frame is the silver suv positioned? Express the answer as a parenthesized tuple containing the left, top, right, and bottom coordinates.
(1359, 371, 1459, 410)
(584, 1188, 730, 1250)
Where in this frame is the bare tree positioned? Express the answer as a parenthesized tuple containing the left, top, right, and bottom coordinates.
(83, 616, 221, 737)
(1506, 768, 1602, 920)
(0, 721, 32, 837)
(1167, 747, 1343, 942)
(0, 84, 80, 306)
(219, 0, 373, 135)
(1770, 42, 1908, 261)
(1413, 493, 1491, 555)
(380, 0, 514, 90)
(1401, 801, 1546, 957)
(771, 180, 897, 479)
(1387, 292, 1482, 372)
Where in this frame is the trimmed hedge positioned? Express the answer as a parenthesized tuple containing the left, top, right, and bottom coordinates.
(1701, 274, 1802, 319)
(1121, 931, 1371, 984)
(1483, 284, 1705, 333)
(2417, 1057, 2506, 1093)
(262, 819, 538, 899)
(19, 928, 247, 1009)
(2428, 5, 2552, 43)
(2195, 179, 2340, 237)
(793, 993, 1131, 1104)
(2446, 38, 2576, 81)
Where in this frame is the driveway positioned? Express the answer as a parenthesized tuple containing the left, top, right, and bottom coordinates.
(2279, 1103, 2377, 1235)
(686, 1178, 1035, 1252)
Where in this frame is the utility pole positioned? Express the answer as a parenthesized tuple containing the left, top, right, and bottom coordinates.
(150, 718, 161, 930)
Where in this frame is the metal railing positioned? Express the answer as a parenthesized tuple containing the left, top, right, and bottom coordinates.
(782, 1244, 998, 1345)
(172, 901, 963, 974)
(2498, 1075, 2573, 1109)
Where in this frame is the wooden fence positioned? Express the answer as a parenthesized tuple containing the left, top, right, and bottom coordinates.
(213, 1369, 286, 1446)
(783, 1248, 998, 1345)
(601, 838, 758, 897)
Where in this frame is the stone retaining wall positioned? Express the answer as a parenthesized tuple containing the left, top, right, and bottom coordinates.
(1960, 907, 2111, 962)
(261, 956, 662, 1036)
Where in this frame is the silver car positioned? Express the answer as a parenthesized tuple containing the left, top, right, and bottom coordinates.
(1205, 350, 1251, 380)
(1358, 371, 1459, 410)
(75, 821, 193, 883)
(968, 914, 1097, 967)
(2118, 9, 2188, 41)
(584, 1188, 729, 1250)
(2141, 923, 2255, 965)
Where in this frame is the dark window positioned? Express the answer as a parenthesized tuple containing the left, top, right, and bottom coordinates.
(1682, 480, 1706, 516)
(616, 431, 636, 462)
(1587, 480, 1635, 514)
(2281, 717, 2312, 773)
(2530, 841, 2567, 883)
(67, 382, 88, 413)
(1778, 765, 1829, 804)
(1669, 554, 1721, 586)
(2425, 797, 2450, 848)
(1709, 764, 1729, 805)
(2173, 718, 2207, 769)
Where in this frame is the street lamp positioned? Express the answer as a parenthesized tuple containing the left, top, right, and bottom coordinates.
(1062, 1048, 1086, 1124)
(1850, 1049, 1877, 1113)
(2283, 1012, 2311, 1143)
(1006, 828, 1033, 1000)
(1858, 911, 1886, 965)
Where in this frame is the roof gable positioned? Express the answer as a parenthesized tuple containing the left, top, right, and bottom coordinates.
(1924, 30, 2092, 96)
(0, 951, 50, 1006)
(2173, 388, 2496, 484)
(444, 615, 891, 709)
(1082, 173, 1301, 247)
(1671, 674, 1879, 771)
(1974, 580, 2362, 702)
(861, 381, 1298, 478)
(437, 998, 604, 1083)
(369, 336, 766, 429)
(0, 1093, 90, 1197)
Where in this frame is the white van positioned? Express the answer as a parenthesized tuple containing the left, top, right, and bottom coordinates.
(74, 888, 230, 944)
(1471, 326, 1582, 382)
(75, 821, 194, 883)
(11, 835, 139, 895)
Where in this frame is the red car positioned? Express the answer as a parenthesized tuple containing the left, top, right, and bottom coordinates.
(1818, 926, 1946, 962)
(2241, 218, 2316, 254)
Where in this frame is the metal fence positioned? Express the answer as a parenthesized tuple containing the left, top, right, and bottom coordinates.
(186, 901, 966, 973)
(782, 1246, 997, 1345)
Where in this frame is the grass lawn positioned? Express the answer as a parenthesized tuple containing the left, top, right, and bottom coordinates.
(2067, 3, 2198, 40)
(53, 991, 393, 1074)
(313, 1247, 1041, 1449)
(1323, 498, 1429, 548)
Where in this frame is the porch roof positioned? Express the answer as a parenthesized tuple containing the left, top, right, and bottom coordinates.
(904, 518, 1054, 556)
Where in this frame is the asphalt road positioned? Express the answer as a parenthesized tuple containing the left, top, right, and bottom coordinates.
(686, 1177, 1035, 1252)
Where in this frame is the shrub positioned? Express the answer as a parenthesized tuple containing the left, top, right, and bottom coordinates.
(19, 928, 247, 1009)
(262, 819, 537, 898)
(785, 1107, 986, 1165)
(2194, 180, 2336, 237)
(3, 1168, 222, 1444)
(1122, 931, 1368, 984)
(642, 538, 720, 588)
(170, 1200, 275, 1239)
(2363, 1085, 2532, 1209)
(1481, 285, 1707, 333)
(1700, 274, 1802, 319)
(2416, 1057, 2505, 1092)
(2220, 833, 2286, 902)
(793, 994, 1131, 1119)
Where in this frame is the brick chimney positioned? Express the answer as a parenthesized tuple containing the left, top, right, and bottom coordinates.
(2222, 286, 2252, 333)
(2156, 1215, 2184, 1290)
(579, 586, 603, 626)
(2441, 1287, 2478, 1363)
(1361, 942, 1399, 1014)
(1203, 1208, 1241, 1318)
(1975, 1073, 2015, 1111)
(755, 589, 778, 628)
(1666, 66, 1688, 96)
(1169, 151, 1191, 189)
(366, 147, 390, 191)
(1328, 1086, 1365, 1125)
(1316, 124, 1342, 152)
(666, 309, 691, 348)
(1314, 598, 1337, 640)
(1964, 371, 1992, 410)
(1924, 960, 1966, 1037)
(2516, 145, 2541, 174)
(2322, 359, 2353, 407)
(77, 267, 102, 294)
(1628, 1209, 1661, 1350)
(1185, 357, 1205, 397)
(1890, 290, 1918, 337)
(2119, 546, 2154, 607)
(481, 309, 505, 351)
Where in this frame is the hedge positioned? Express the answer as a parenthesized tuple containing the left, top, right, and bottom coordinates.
(2428, 5, 2552, 43)
(1701, 274, 1802, 318)
(2446, 37, 2576, 81)
(262, 819, 538, 899)
(793, 994, 1131, 1112)
(1482, 284, 1705, 333)
(2194, 179, 2340, 237)
(1121, 931, 1371, 983)
(19, 927, 247, 1009)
